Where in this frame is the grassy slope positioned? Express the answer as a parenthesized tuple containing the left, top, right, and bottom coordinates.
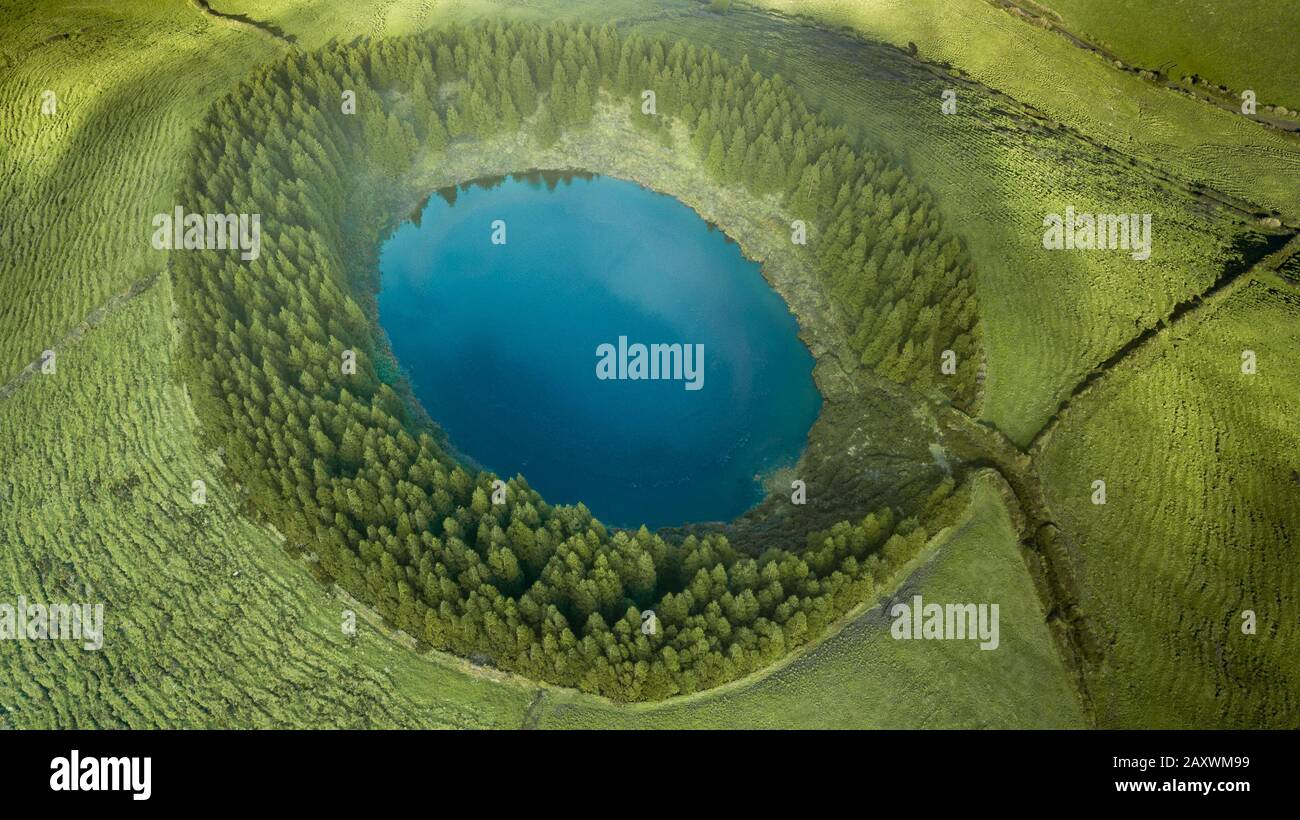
(741, 0, 1298, 444)
(1037, 282, 1300, 727)
(1039, 0, 1300, 109)
(748, 0, 1300, 219)
(0, 1, 284, 376)
(538, 477, 1083, 728)
(212, 0, 657, 44)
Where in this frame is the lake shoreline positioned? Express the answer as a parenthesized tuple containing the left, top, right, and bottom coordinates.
(341, 99, 952, 552)
(375, 172, 822, 529)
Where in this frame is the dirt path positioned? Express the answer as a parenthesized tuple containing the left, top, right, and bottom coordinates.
(1030, 232, 1300, 454)
(188, 0, 298, 48)
(519, 690, 547, 729)
(930, 230, 1300, 727)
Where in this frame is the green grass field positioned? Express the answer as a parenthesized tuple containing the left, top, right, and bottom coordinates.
(1037, 281, 1300, 727)
(1037, 0, 1300, 110)
(748, 0, 1300, 218)
(1, 0, 1295, 728)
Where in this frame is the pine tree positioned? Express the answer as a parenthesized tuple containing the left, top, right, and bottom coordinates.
(704, 130, 725, 178)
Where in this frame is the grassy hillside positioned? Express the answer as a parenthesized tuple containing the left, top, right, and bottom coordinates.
(0, 1, 284, 376)
(748, 0, 1300, 219)
(1038, 281, 1300, 727)
(730, 0, 1300, 728)
(1037, 0, 1300, 110)
(0, 0, 537, 728)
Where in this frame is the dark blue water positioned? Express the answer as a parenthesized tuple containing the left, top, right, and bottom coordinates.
(377, 174, 821, 529)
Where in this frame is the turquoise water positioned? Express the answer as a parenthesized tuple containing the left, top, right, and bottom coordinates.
(377, 174, 821, 529)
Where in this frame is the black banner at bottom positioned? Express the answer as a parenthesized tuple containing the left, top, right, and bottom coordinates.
(6, 729, 1288, 807)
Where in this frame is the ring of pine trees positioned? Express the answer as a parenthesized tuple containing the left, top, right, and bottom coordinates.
(172, 21, 983, 701)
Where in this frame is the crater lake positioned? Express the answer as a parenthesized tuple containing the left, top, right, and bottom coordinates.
(377, 173, 821, 529)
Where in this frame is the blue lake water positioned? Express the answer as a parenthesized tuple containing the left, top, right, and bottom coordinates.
(377, 174, 821, 529)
